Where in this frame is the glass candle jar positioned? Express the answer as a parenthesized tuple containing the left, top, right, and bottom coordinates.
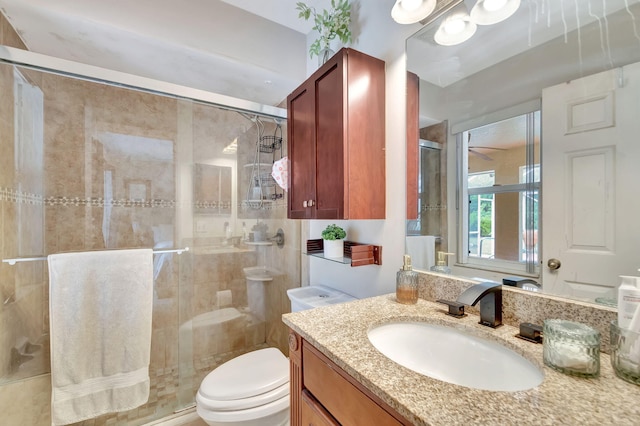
(543, 319, 600, 378)
(610, 320, 640, 386)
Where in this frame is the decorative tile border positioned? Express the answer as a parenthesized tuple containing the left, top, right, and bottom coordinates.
(43, 196, 177, 208)
(1, 187, 288, 210)
(239, 199, 287, 211)
(194, 200, 232, 210)
(0, 187, 44, 204)
(421, 204, 446, 212)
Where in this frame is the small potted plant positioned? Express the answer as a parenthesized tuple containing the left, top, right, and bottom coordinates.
(321, 224, 346, 258)
(296, 0, 352, 65)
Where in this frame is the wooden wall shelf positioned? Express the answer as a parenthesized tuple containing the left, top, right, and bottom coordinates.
(305, 239, 382, 267)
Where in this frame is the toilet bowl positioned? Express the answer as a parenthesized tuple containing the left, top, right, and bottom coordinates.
(196, 285, 357, 426)
(196, 348, 289, 426)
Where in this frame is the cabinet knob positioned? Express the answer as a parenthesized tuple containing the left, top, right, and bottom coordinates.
(303, 200, 307, 208)
(308, 199, 315, 207)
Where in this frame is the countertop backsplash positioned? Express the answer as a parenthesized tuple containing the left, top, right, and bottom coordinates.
(417, 271, 618, 353)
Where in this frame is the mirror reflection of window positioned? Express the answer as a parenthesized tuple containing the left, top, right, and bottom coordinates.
(459, 109, 540, 275)
(467, 171, 494, 259)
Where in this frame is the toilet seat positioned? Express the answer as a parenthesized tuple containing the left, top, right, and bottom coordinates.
(196, 348, 290, 421)
(197, 381, 289, 410)
(197, 393, 289, 423)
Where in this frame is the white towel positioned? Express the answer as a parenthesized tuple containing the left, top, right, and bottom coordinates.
(405, 236, 436, 271)
(48, 249, 154, 425)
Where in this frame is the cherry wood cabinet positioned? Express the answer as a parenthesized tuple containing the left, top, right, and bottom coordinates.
(289, 331, 410, 426)
(406, 71, 419, 221)
(301, 390, 339, 426)
(287, 48, 386, 219)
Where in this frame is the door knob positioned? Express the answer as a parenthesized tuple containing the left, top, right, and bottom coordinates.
(547, 258, 561, 270)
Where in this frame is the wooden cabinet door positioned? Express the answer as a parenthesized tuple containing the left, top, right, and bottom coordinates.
(406, 71, 419, 221)
(287, 80, 316, 219)
(302, 342, 404, 426)
(287, 48, 385, 220)
(301, 390, 339, 426)
(314, 58, 345, 219)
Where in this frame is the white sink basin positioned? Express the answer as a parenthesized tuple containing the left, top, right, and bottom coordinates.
(367, 321, 543, 392)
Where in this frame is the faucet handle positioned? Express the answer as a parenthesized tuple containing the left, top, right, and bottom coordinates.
(516, 322, 543, 343)
(436, 299, 466, 318)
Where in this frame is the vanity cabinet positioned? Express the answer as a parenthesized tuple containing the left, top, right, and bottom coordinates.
(286, 48, 386, 219)
(301, 390, 339, 426)
(289, 331, 410, 426)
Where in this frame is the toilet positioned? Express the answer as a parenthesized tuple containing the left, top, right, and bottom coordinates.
(286, 284, 356, 312)
(196, 348, 290, 426)
(195, 285, 356, 426)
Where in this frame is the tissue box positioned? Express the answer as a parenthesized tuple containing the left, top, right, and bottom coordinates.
(543, 319, 600, 378)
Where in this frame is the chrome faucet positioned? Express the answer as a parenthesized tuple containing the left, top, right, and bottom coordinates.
(456, 282, 502, 328)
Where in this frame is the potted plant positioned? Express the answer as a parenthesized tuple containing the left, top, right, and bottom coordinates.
(321, 224, 346, 258)
(296, 0, 352, 65)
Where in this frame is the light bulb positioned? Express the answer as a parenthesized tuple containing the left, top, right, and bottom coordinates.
(483, 0, 508, 12)
(392, 0, 437, 25)
(444, 17, 466, 34)
(401, 0, 422, 12)
(434, 5, 476, 46)
(470, 0, 520, 25)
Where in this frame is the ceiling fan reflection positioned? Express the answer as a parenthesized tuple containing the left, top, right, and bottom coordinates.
(467, 133, 507, 161)
(468, 146, 507, 161)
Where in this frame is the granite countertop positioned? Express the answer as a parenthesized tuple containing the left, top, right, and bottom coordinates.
(282, 294, 640, 426)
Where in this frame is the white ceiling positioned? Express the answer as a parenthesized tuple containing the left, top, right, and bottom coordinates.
(0, 0, 331, 106)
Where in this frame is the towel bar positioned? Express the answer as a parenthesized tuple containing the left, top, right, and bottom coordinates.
(1, 247, 190, 266)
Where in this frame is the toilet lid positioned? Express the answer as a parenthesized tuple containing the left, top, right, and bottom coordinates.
(199, 348, 289, 401)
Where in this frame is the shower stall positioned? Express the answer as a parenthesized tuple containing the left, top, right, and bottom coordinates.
(0, 46, 300, 425)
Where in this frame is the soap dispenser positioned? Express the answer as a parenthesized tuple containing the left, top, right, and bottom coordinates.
(397, 254, 419, 304)
(430, 252, 454, 274)
(618, 275, 640, 329)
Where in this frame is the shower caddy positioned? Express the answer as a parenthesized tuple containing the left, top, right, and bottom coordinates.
(243, 117, 285, 210)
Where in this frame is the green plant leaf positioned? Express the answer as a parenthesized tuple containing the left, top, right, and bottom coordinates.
(321, 224, 346, 240)
(296, 0, 352, 59)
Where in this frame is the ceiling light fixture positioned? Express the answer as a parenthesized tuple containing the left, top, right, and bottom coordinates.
(391, 0, 437, 24)
(470, 0, 521, 25)
(434, 3, 477, 46)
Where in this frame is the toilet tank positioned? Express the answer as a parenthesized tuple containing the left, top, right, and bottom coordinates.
(287, 285, 357, 312)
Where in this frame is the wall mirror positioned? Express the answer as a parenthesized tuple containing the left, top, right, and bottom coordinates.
(406, 0, 640, 306)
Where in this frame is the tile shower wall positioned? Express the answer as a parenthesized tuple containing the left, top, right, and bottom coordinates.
(0, 19, 300, 425)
